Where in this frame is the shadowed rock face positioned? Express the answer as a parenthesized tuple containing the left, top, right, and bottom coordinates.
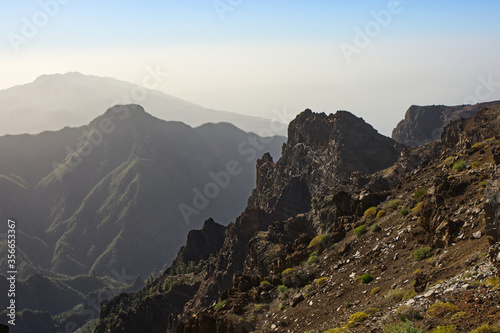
(248, 109, 405, 214)
(168, 218, 227, 273)
(392, 101, 500, 147)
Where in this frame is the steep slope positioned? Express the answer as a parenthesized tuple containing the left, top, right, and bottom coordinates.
(95, 109, 406, 333)
(0, 72, 286, 136)
(0, 104, 285, 279)
(174, 104, 500, 332)
(392, 101, 500, 147)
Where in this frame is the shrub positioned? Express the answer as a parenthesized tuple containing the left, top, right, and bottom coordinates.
(316, 277, 328, 285)
(472, 142, 486, 150)
(471, 161, 482, 169)
(260, 280, 271, 287)
(385, 288, 404, 302)
(308, 251, 319, 265)
(429, 326, 456, 333)
(364, 206, 378, 219)
(383, 321, 423, 333)
(426, 301, 459, 318)
(308, 234, 328, 248)
(346, 312, 368, 327)
(278, 304, 284, 311)
(359, 273, 373, 284)
(412, 202, 423, 214)
(469, 325, 500, 333)
(411, 246, 432, 260)
(370, 223, 382, 233)
(277, 285, 288, 294)
(402, 289, 418, 301)
(377, 210, 386, 218)
(371, 287, 381, 294)
(400, 208, 409, 216)
(213, 300, 226, 311)
(452, 160, 466, 172)
(282, 268, 295, 275)
(387, 199, 402, 210)
(483, 277, 499, 288)
(364, 307, 380, 314)
(354, 225, 367, 237)
(479, 180, 488, 187)
(413, 189, 427, 202)
(441, 156, 456, 167)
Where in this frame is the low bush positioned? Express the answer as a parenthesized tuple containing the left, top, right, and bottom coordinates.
(429, 326, 456, 333)
(345, 312, 368, 327)
(387, 199, 402, 210)
(452, 160, 466, 172)
(385, 288, 404, 302)
(411, 247, 432, 260)
(277, 285, 288, 294)
(213, 300, 226, 311)
(469, 324, 500, 333)
(383, 321, 423, 333)
(413, 189, 427, 202)
(308, 251, 319, 265)
(412, 202, 423, 214)
(471, 161, 482, 169)
(354, 225, 367, 237)
(439, 156, 456, 168)
(402, 289, 418, 301)
(371, 287, 381, 294)
(316, 277, 328, 285)
(377, 210, 386, 218)
(364, 206, 377, 219)
(260, 280, 272, 287)
(282, 268, 296, 275)
(426, 301, 459, 318)
(308, 234, 328, 248)
(359, 273, 373, 284)
(472, 142, 486, 150)
(364, 307, 380, 314)
(400, 208, 409, 216)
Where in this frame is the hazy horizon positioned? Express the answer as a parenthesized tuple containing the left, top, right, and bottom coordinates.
(1, 0, 499, 136)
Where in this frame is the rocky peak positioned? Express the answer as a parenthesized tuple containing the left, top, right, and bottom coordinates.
(168, 218, 226, 272)
(248, 109, 405, 214)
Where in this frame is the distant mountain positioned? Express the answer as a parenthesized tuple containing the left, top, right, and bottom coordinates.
(0, 104, 285, 280)
(0, 72, 287, 136)
(392, 101, 500, 147)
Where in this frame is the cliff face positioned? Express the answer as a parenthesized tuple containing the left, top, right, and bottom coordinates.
(248, 110, 405, 214)
(392, 101, 500, 147)
(174, 105, 500, 333)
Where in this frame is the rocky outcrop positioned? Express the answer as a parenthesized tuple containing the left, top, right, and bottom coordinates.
(168, 218, 226, 273)
(392, 101, 500, 147)
(249, 110, 405, 214)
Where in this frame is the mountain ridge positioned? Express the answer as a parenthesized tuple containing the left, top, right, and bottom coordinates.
(0, 72, 287, 136)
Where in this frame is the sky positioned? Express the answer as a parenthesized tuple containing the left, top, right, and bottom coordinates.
(0, 0, 499, 135)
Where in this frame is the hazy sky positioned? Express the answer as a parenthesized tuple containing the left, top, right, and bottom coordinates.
(1, 0, 499, 135)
